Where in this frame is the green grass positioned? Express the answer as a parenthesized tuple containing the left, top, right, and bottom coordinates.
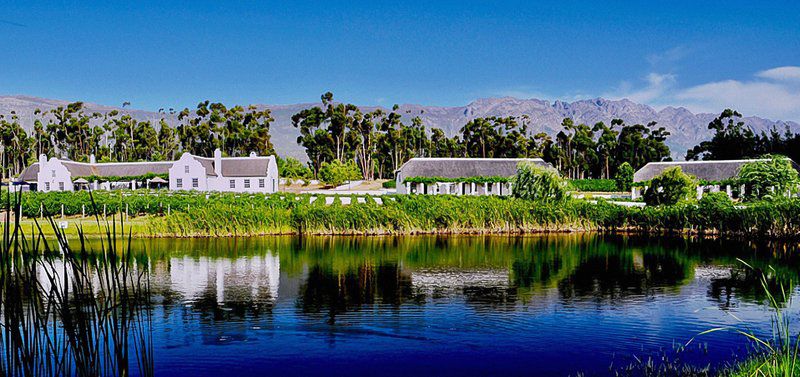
(9, 191, 800, 239)
(570, 179, 619, 192)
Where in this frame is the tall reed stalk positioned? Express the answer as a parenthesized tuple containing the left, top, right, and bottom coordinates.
(0, 189, 153, 377)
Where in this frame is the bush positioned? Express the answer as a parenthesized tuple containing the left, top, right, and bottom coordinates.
(382, 180, 397, 189)
(696, 192, 735, 230)
(738, 156, 799, 201)
(319, 159, 362, 186)
(570, 179, 617, 192)
(643, 167, 697, 206)
(513, 162, 569, 203)
(277, 156, 313, 179)
(614, 162, 634, 192)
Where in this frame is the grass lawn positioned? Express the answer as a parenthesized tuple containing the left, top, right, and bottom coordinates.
(13, 215, 154, 238)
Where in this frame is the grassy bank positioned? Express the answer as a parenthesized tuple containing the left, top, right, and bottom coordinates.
(7, 191, 800, 239)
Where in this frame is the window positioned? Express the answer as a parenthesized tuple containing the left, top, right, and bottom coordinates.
(58, 182, 64, 191)
(229, 180, 236, 189)
(184, 165, 190, 174)
(176, 178, 183, 188)
(45, 182, 51, 191)
(192, 178, 199, 188)
(51, 170, 56, 178)
(259, 179, 265, 188)
(244, 179, 250, 188)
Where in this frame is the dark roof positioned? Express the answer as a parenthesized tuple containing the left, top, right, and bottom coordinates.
(220, 157, 272, 177)
(191, 156, 217, 176)
(189, 156, 273, 177)
(396, 158, 554, 180)
(17, 163, 39, 183)
(633, 159, 800, 182)
(62, 161, 173, 178)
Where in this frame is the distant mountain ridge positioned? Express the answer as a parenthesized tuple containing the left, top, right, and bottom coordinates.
(2, 95, 798, 161)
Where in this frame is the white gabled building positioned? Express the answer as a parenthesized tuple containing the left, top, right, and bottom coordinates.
(17, 148, 279, 194)
(169, 149, 279, 193)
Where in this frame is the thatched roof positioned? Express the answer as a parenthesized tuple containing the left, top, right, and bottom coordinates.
(633, 159, 800, 182)
(220, 157, 273, 177)
(190, 156, 217, 176)
(188, 156, 274, 177)
(17, 163, 39, 183)
(396, 158, 554, 181)
(61, 161, 173, 178)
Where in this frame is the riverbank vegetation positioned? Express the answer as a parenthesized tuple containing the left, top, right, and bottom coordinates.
(7, 189, 799, 239)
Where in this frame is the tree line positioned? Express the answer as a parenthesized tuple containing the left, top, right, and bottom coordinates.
(686, 109, 800, 163)
(7, 92, 792, 183)
(289, 92, 672, 180)
(0, 101, 274, 179)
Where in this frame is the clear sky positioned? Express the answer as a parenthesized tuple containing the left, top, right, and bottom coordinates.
(1, 1, 799, 120)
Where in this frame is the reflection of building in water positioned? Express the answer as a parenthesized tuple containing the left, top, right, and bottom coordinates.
(693, 265, 732, 281)
(168, 252, 280, 305)
(410, 268, 510, 294)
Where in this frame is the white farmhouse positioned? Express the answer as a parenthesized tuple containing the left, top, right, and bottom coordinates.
(21, 154, 172, 192)
(168, 149, 279, 193)
(17, 148, 279, 193)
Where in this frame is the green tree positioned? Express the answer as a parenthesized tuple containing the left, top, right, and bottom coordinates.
(643, 167, 697, 206)
(614, 162, 634, 192)
(686, 109, 758, 160)
(738, 156, 799, 201)
(278, 156, 313, 179)
(512, 162, 569, 203)
(318, 159, 362, 186)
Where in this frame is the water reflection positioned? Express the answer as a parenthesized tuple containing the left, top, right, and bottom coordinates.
(58, 235, 800, 375)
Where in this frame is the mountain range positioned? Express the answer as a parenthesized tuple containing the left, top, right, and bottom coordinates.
(2, 95, 798, 161)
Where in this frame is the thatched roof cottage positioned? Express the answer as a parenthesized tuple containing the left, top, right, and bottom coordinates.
(395, 157, 554, 195)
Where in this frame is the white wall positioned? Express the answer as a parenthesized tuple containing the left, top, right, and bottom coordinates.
(169, 152, 279, 193)
(169, 153, 210, 191)
(37, 155, 74, 192)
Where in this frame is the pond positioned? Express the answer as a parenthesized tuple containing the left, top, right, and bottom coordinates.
(4, 234, 800, 376)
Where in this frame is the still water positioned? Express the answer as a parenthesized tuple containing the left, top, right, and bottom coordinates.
(29, 235, 800, 375)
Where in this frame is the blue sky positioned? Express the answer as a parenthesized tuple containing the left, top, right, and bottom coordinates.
(1, 1, 799, 120)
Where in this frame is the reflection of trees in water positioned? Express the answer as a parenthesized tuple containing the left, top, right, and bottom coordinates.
(707, 266, 795, 308)
(297, 263, 421, 323)
(557, 252, 691, 302)
(131, 234, 800, 318)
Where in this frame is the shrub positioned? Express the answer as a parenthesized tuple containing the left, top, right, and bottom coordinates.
(570, 179, 617, 192)
(643, 167, 697, 206)
(614, 162, 634, 192)
(696, 192, 735, 230)
(382, 180, 397, 189)
(277, 156, 313, 179)
(738, 155, 799, 201)
(318, 160, 362, 186)
(513, 162, 569, 203)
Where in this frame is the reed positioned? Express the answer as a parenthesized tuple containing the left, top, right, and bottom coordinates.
(712, 260, 799, 377)
(7, 191, 800, 239)
(0, 190, 154, 377)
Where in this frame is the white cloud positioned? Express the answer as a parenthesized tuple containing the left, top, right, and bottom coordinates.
(646, 46, 689, 66)
(756, 66, 800, 83)
(675, 79, 800, 120)
(606, 73, 676, 103)
(609, 66, 800, 121)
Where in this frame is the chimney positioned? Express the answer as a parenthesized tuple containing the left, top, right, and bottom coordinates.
(214, 148, 222, 176)
(89, 154, 96, 164)
(249, 151, 257, 158)
(39, 154, 47, 165)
